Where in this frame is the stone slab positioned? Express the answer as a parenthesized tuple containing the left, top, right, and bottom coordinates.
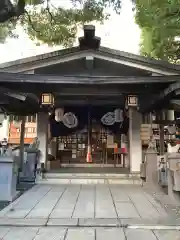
(127, 191, 162, 219)
(65, 228, 95, 240)
(96, 228, 125, 240)
(115, 202, 141, 219)
(0, 186, 52, 218)
(110, 187, 131, 202)
(95, 186, 117, 218)
(50, 185, 80, 218)
(72, 185, 95, 218)
(153, 230, 180, 240)
(34, 227, 66, 240)
(0, 226, 180, 240)
(2, 227, 39, 240)
(47, 218, 78, 226)
(0, 227, 11, 238)
(125, 229, 157, 240)
(78, 218, 120, 227)
(0, 218, 46, 227)
(26, 186, 66, 218)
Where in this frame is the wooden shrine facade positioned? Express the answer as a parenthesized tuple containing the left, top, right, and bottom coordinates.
(0, 25, 180, 171)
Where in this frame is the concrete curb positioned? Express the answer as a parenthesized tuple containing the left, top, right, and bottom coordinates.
(0, 218, 180, 230)
(127, 225, 180, 230)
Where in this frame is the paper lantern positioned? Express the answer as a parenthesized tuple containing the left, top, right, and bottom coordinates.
(63, 112, 78, 128)
(101, 112, 115, 125)
(127, 95, 138, 107)
(167, 125, 176, 135)
(41, 93, 54, 106)
(114, 109, 123, 122)
(55, 108, 64, 122)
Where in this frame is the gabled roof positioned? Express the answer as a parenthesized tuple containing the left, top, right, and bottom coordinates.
(0, 24, 180, 75)
(0, 45, 179, 75)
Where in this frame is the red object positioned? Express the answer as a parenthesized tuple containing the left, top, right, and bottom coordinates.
(121, 147, 127, 153)
(114, 147, 118, 153)
(86, 152, 92, 163)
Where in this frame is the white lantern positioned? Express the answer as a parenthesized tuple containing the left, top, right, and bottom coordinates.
(114, 109, 123, 122)
(167, 125, 176, 135)
(101, 112, 115, 125)
(55, 108, 64, 122)
(63, 112, 78, 128)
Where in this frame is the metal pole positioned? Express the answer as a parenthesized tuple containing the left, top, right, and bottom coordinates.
(19, 116, 26, 172)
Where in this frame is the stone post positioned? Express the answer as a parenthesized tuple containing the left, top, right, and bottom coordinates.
(36, 112, 49, 170)
(145, 148, 158, 186)
(129, 108, 142, 173)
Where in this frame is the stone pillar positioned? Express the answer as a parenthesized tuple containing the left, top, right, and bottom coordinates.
(37, 112, 49, 168)
(129, 108, 142, 173)
(145, 148, 158, 186)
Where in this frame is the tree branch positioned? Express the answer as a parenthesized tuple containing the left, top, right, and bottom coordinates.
(46, 0, 55, 23)
(25, 10, 40, 32)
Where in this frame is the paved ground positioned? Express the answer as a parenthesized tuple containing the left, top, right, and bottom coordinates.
(0, 226, 179, 240)
(0, 184, 180, 239)
(0, 184, 168, 221)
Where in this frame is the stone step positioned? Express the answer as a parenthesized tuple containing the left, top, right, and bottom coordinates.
(37, 173, 142, 185)
(45, 172, 140, 179)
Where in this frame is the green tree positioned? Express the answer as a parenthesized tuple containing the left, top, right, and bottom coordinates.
(135, 0, 180, 62)
(0, 0, 127, 46)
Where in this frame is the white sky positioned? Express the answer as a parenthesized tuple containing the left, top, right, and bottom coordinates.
(0, 0, 141, 63)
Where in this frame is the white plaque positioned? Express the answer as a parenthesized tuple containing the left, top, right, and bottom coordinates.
(59, 143, 64, 150)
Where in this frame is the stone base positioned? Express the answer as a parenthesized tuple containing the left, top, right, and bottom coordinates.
(0, 191, 20, 202)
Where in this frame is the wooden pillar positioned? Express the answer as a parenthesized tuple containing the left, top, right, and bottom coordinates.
(159, 124, 164, 155)
(37, 112, 49, 169)
(19, 116, 26, 172)
(86, 106, 92, 163)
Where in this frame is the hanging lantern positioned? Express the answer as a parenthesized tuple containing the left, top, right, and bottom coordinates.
(127, 95, 138, 107)
(101, 112, 115, 125)
(63, 112, 78, 128)
(55, 108, 64, 122)
(41, 93, 54, 106)
(114, 109, 123, 122)
(167, 125, 176, 135)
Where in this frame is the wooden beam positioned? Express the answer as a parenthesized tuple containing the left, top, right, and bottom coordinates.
(85, 56, 94, 70)
(0, 72, 178, 84)
(139, 81, 180, 112)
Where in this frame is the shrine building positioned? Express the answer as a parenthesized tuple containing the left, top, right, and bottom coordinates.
(0, 25, 180, 174)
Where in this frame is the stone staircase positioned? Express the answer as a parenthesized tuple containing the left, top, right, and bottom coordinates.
(37, 172, 142, 185)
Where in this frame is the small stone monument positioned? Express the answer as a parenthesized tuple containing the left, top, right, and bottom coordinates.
(0, 148, 19, 201)
(145, 136, 158, 186)
(20, 137, 40, 182)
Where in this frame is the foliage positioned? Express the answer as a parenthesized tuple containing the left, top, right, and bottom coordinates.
(0, 0, 126, 46)
(135, 0, 180, 62)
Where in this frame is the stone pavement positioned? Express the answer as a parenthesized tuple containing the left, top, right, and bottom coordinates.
(1, 184, 179, 228)
(0, 184, 180, 239)
(0, 226, 179, 240)
(0, 184, 168, 220)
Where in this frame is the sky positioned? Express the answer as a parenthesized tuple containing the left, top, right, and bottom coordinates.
(0, 0, 141, 63)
